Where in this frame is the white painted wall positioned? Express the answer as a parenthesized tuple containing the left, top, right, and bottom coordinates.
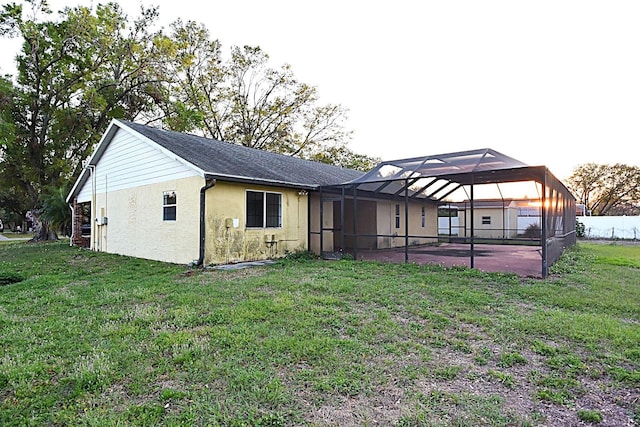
(578, 216, 640, 240)
(74, 125, 203, 263)
(92, 176, 202, 264)
(438, 215, 541, 237)
(77, 127, 199, 202)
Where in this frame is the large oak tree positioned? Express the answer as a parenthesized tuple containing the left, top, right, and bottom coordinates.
(567, 163, 640, 216)
(0, 2, 377, 240)
(158, 20, 378, 169)
(0, 1, 170, 239)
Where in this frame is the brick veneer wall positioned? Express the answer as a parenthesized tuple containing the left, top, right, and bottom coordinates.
(71, 197, 90, 248)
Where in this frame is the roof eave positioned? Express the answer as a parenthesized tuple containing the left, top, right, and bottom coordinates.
(203, 172, 335, 190)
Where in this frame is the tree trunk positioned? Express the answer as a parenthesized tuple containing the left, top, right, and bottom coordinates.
(26, 210, 59, 242)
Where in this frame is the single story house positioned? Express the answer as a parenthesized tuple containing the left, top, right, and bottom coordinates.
(66, 119, 363, 265)
(67, 120, 575, 276)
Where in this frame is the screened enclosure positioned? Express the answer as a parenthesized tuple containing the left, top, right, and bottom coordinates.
(309, 148, 576, 278)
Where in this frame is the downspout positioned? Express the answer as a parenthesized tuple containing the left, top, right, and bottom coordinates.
(404, 178, 409, 263)
(197, 176, 217, 266)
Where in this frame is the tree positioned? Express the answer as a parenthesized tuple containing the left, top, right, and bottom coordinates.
(567, 163, 640, 216)
(0, 1, 168, 240)
(40, 185, 72, 236)
(1, 4, 377, 243)
(0, 75, 29, 229)
(161, 20, 377, 165)
(310, 144, 379, 172)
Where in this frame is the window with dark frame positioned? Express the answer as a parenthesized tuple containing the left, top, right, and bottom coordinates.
(421, 206, 426, 228)
(246, 190, 282, 228)
(482, 216, 491, 225)
(395, 204, 400, 229)
(246, 191, 264, 227)
(266, 193, 282, 227)
(163, 191, 177, 221)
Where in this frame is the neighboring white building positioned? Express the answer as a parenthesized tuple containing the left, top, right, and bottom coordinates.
(438, 199, 542, 239)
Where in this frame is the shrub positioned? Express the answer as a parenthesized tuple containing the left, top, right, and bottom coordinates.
(282, 250, 318, 262)
(523, 223, 541, 239)
(576, 219, 586, 238)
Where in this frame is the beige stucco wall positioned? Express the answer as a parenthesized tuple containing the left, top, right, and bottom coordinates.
(464, 207, 518, 239)
(376, 200, 438, 248)
(90, 176, 201, 264)
(204, 182, 308, 265)
(308, 194, 438, 254)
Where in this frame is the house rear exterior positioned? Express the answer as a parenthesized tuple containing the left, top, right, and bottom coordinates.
(68, 120, 574, 277)
(67, 120, 362, 265)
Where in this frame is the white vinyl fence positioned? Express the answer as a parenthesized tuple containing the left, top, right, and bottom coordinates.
(578, 216, 640, 240)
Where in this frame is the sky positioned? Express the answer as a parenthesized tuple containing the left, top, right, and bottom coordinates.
(1, 0, 639, 181)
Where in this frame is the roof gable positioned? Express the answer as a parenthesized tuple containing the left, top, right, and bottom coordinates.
(67, 120, 364, 202)
(121, 121, 363, 188)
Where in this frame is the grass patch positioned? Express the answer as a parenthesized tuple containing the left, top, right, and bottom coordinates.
(0, 241, 638, 425)
(498, 351, 527, 368)
(577, 409, 603, 423)
(487, 370, 515, 389)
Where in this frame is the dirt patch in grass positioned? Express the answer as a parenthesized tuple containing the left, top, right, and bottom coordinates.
(189, 267, 270, 284)
(302, 384, 408, 426)
(305, 312, 640, 427)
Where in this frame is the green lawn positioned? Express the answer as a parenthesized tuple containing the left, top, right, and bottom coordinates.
(0, 241, 638, 426)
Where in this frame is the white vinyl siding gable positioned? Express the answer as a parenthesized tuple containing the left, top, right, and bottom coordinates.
(77, 128, 199, 202)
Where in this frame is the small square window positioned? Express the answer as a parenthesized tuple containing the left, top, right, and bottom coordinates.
(482, 216, 491, 225)
(163, 191, 177, 221)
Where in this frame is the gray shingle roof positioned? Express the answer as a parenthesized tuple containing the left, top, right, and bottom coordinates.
(122, 121, 363, 188)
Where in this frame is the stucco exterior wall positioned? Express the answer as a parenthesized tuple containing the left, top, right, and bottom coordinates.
(308, 194, 438, 254)
(90, 176, 202, 264)
(464, 207, 519, 239)
(204, 182, 308, 265)
(376, 200, 438, 248)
